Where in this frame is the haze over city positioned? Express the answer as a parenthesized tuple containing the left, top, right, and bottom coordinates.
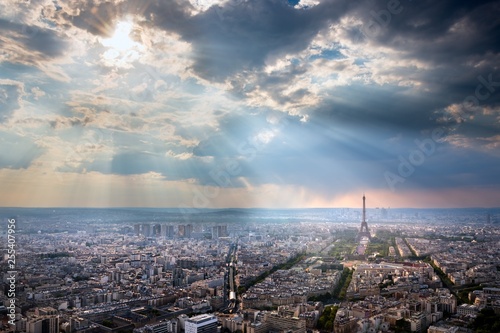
(1, 0, 499, 208)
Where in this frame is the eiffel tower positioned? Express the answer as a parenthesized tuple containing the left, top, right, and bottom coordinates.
(356, 194, 371, 241)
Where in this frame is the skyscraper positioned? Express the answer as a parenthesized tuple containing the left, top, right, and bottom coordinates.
(142, 224, 151, 237)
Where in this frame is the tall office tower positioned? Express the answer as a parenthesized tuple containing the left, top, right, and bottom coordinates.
(161, 224, 168, 238)
(356, 194, 371, 241)
(142, 224, 151, 237)
(185, 314, 218, 333)
(185, 224, 193, 238)
(178, 225, 185, 238)
(134, 224, 141, 236)
(220, 225, 228, 237)
(212, 226, 219, 239)
(153, 224, 161, 237)
(167, 225, 175, 238)
(212, 225, 228, 239)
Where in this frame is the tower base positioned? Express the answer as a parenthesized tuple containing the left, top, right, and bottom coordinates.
(356, 232, 371, 242)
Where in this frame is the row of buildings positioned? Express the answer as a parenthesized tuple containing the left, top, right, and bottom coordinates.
(133, 224, 228, 240)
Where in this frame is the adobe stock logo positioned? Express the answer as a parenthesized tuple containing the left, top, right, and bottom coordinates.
(384, 128, 445, 192)
(360, 0, 405, 39)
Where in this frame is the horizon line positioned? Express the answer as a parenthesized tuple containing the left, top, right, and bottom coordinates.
(1, 206, 499, 210)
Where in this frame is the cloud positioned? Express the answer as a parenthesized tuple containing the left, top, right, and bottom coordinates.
(142, 0, 352, 81)
(1, 0, 500, 207)
(0, 79, 24, 122)
(0, 18, 69, 58)
(0, 131, 44, 169)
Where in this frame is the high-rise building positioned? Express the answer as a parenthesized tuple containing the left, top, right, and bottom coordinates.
(161, 224, 168, 238)
(178, 224, 193, 238)
(159, 224, 175, 238)
(178, 225, 185, 238)
(142, 224, 151, 237)
(186, 224, 193, 238)
(153, 224, 161, 237)
(167, 225, 175, 238)
(185, 314, 218, 333)
(213, 225, 228, 239)
(212, 226, 219, 239)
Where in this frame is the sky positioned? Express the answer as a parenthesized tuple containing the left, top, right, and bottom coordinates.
(0, 0, 499, 209)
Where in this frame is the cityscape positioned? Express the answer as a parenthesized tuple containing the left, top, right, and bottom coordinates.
(1, 0, 500, 333)
(1, 199, 500, 333)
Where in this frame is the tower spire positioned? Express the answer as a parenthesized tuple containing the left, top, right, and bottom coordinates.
(363, 193, 366, 224)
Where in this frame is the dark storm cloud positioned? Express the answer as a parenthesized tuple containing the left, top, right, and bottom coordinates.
(353, 0, 500, 97)
(355, 0, 500, 58)
(58, 1, 120, 37)
(141, 0, 353, 81)
(187, 104, 500, 194)
(313, 84, 446, 133)
(410, 150, 500, 189)
(0, 18, 68, 58)
(283, 122, 497, 193)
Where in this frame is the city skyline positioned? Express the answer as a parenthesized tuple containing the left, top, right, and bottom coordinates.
(1, 0, 499, 208)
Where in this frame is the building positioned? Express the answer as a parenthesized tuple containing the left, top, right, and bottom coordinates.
(437, 289, 457, 314)
(334, 310, 359, 333)
(185, 314, 218, 333)
(212, 225, 228, 239)
(185, 224, 193, 238)
(142, 224, 151, 237)
(263, 312, 306, 333)
(153, 224, 161, 237)
(427, 325, 459, 333)
(408, 312, 427, 333)
(178, 225, 186, 238)
(26, 316, 59, 333)
(161, 224, 175, 238)
(457, 304, 479, 316)
(144, 319, 178, 333)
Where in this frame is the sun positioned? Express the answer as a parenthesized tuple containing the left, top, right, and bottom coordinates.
(101, 20, 143, 66)
(102, 21, 136, 51)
